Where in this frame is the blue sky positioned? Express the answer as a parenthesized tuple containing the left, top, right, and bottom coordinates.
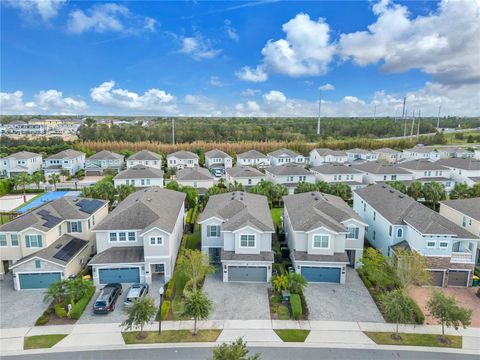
(1, 0, 478, 116)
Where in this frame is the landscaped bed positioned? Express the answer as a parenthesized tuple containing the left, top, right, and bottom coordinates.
(365, 332, 462, 349)
(24, 334, 67, 349)
(122, 330, 221, 344)
(274, 329, 310, 342)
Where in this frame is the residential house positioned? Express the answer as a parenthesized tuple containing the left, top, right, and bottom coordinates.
(353, 184, 478, 287)
(346, 148, 378, 163)
(205, 149, 233, 174)
(309, 148, 348, 166)
(127, 150, 162, 169)
(89, 187, 186, 285)
(174, 166, 215, 195)
(43, 149, 85, 177)
(167, 150, 199, 170)
(265, 164, 315, 194)
(397, 159, 453, 191)
(436, 158, 480, 187)
(436, 147, 474, 159)
(1, 151, 42, 177)
(199, 192, 274, 282)
(283, 192, 367, 284)
(236, 150, 270, 168)
(0, 197, 108, 289)
(267, 148, 306, 166)
(225, 166, 266, 187)
(310, 163, 365, 190)
(403, 146, 441, 161)
(85, 150, 124, 176)
(351, 161, 414, 184)
(113, 165, 164, 188)
(373, 148, 402, 163)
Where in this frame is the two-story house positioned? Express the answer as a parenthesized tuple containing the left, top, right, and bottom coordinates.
(236, 150, 270, 168)
(283, 192, 367, 284)
(309, 148, 348, 166)
(205, 149, 233, 175)
(199, 192, 275, 282)
(373, 148, 402, 163)
(310, 163, 365, 190)
(85, 150, 124, 176)
(0, 197, 108, 289)
(354, 184, 478, 287)
(352, 161, 414, 184)
(89, 187, 185, 285)
(2, 151, 42, 177)
(436, 158, 480, 187)
(267, 148, 306, 166)
(436, 147, 474, 159)
(397, 159, 453, 191)
(402, 147, 441, 161)
(167, 150, 199, 170)
(174, 166, 215, 195)
(265, 164, 315, 194)
(113, 165, 164, 188)
(346, 148, 378, 163)
(127, 150, 162, 169)
(225, 166, 266, 187)
(43, 149, 86, 177)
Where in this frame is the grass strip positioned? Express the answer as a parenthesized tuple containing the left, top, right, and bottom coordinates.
(274, 329, 310, 342)
(24, 334, 67, 349)
(365, 332, 462, 348)
(122, 329, 221, 344)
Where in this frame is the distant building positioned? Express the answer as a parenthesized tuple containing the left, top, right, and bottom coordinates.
(237, 150, 270, 168)
(265, 164, 315, 194)
(225, 166, 266, 187)
(309, 148, 348, 166)
(310, 163, 365, 190)
(113, 165, 164, 188)
(174, 166, 215, 194)
(436, 158, 480, 187)
(127, 150, 162, 169)
(1, 151, 42, 177)
(85, 150, 124, 176)
(167, 151, 199, 170)
(43, 149, 85, 177)
(267, 148, 306, 166)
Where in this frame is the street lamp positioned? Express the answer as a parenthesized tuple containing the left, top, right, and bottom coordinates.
(158, 286, 164, 334)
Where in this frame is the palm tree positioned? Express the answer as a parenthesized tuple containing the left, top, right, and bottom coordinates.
(65, 278, 91, 304)
(182, 289, 212, 335)
(449, 183, 470, 200)
(60, 169, 70, 182)
(177, 249, 215, 291)
(330, 183, 352, 202)
(116, 184, 136, 202)
(423, 182, 446, 210)
(386, 181, 407, 194)
(272, 274, 289, 293)
(286, 272, 307, 294)
(407, 181, 423, 200)
(44, 280, 68, 305)
(315, 181, 331, 193)
(294, 182, 317, 194)
(271, 184, 288, 207)
(227, 181, 244, 192)
(49, 173, 61, 190)
(32, 171, 46, 190)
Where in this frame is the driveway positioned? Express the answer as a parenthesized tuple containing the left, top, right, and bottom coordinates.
(304, 268, 384, 322)
(0, 273, 48, 328)
(78, 281, 164, 324)
(203, 271, 270, 320)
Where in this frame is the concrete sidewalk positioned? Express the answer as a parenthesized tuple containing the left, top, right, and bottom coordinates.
(1, 320, 479, 355)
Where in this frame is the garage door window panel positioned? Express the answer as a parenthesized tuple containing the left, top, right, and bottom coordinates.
(313, 235, 330, 249)
(240, 234, 255, 248)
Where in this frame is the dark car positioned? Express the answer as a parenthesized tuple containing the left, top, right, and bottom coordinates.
(93, 283, 122, 314)
(124, 283, 149, 307)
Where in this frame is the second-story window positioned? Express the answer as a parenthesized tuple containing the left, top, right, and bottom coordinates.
(207, 225, 220, 237)
(119, 232, 127, 241)
(68, 221, 82, 233)
(347, 227, 359, 239)
(11, 234, 19, 247)
(240, 234, 255, 247)
(313, 234, 330, 248)
(0, 234, 7, 247)
(150, 236, 163, 245)
(26, 234, 43, 248)
(397, 228, 403, 238)
(128, 232, 136, 242)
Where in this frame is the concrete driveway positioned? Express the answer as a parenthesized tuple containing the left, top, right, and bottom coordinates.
(304, 268, 384, 322)
(0, 273, 48, 328)
(203, 271, 270, 320)
(78, 281, 164, 324)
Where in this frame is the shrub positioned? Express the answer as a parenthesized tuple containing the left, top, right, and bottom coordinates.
(290, 294, 302, 320)
(35, 313, 50, 326)
(185, 208, 194, 224)
(69, 286, 95, 320)
(410, 298, 425, 324)
(0, 179, 13, 196)
(273, 263, 286, 276)
(54, 304, 68, 318)
(161, 300, 170, 320)
(165, 280, 174, 300)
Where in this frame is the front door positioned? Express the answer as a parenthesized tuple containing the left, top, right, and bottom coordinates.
(208, 248, 221, 264)
(153, 264, 165, 275)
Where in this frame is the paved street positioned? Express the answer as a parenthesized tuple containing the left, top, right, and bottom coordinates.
(304, 268, 384, 322)
(203, 271, 270, 320)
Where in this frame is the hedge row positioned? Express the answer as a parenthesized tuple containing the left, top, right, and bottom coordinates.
(0, 179, 13, 196)
(161, 300, 170, 320)
(69, 286, 96, 320)
(290, 294, 302, 320)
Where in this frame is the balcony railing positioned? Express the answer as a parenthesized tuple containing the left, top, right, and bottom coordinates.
(451, 251, 474, 264)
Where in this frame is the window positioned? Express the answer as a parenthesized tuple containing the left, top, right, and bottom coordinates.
(347, 227, 359, 239)
(58, 225, 62, 236)
(146, 179, 150, 185)
(68, 221, 82, 233)
(427, 241, 436, 248)
(92, 215, 95, 226)
(35, 260, 41, 268)
(240, 234, 255, 247)
(373, 231, 376, 241)
(26, 234, 42, 248)
(150, 236, 163, 245)
(397, 228, 403, 238)
(0, 234, 6, 247)
(373, 212, 376, 221)
(11, 234, 19, 247)
(128, 232, 136, 242)
(141, 179, 145, 186)
(119, 232, 127, 241)
(109, 233, 117, 242)
(248, 178, 252, 185)
(88, 219, 91, 229)
(207, 225, 220, 237)
(462, 216, 468, 227)
(391, 175, 397, 180)
(313, 235, 329, 248)
(363, 203, 366, 212)
(439, 242, 448, 249)
(389, 226, 392, 236)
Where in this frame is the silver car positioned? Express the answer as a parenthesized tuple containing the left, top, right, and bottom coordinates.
(123, 283, 149, 307)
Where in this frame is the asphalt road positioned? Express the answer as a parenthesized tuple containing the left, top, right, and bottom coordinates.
(3, 347, 476, 360)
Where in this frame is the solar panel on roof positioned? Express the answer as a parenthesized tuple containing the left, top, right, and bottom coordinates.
(53, 238, 87, 262)
(37, 209, 62, 228)
(76, 199, 104, 214)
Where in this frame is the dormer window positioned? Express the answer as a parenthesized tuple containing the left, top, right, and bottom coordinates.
(207, 225, 220, 237)
(347, 226, 359, 239)
(240, 234, 255, 247)
(313, 234, 330, 249)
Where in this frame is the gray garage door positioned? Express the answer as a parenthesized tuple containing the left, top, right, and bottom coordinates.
(301, 266, 341, 283)
(19, 272, 62, 290)
(99, 267, 140, 284)
(429, 270, 444, 287)
(448, 270, 469, 286)
(228, 266, 267, 282)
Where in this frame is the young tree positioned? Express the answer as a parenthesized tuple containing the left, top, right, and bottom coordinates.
(15, 172, 32, 194)
(360, 248, 396, 291)
(449, 183, 471, 200)
(394, 249, 431, 288)
(286, 272, 307, 294)
(49, 173, 61, 190)
(386, 181, 407, 194)
(181, 185, 199, 209)
(381, 288, 417, 339)
(32, 171, 45, 190)
(227, 181, 245, 192)
(116, 184, 136, 202)
(165, 180, 180, 191)
(121, 296, 157, 339)
(182, 289, 212, 335)
(426, 291, 472, 341)
(407, 181, 423, 200)
(422, 182, 446, 210)
(294, 182, 318, 194)
(177, 249, 215, 291)
(44, 280, 68, 305)
(65, 278, 92, 305)
(271, 274, 289, 293)
(212, 337, 260, 360)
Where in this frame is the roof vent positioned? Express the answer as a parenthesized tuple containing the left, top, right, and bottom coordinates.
(314, 197, 319, 201)
(55, 243, 62, 249)
(399, 195, 404, 198)
(147, 197, 151, 202)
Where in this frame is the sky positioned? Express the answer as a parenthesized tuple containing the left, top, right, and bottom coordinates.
(1, 0, 479, 117)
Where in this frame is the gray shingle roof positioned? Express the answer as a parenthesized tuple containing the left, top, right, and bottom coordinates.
(167, 150, 199, 160)
(352, 161, 412, 175)
(436, 158, 480, 170)
(267, 148, 300, 158)
(128, 150, 162, 161)
(405, 146, 436, 154)
(293, 251, 349, 263)
(89, 246, 144, 265)
(226, 166, 265, 178)
(354, 184, 478, 238)
(373, 147, 400, 155)
(221, 250, 274, 262)
(176, 166, 214, 181)
(311, 163, 362, 175)
(200, 192, 274, 232)
(283, 192, 363, 233)
(114, 164, 164, 180)
(0, 197, 107, 232)
(5, 151, 40, 160)
(93, 187, 185, 233)
(312, 148, 347, 157)
(346, 148, 371, 155)
(441, 198, 480, 222)
(237, 150, 268, 159)
(266, 164, 311, 176)
(88, 150, 124, 161)
(46, 149, 84, 160)
(398, 159, 448, 171)
(205, 149, 230, 158)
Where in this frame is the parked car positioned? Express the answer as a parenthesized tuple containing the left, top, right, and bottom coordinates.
(211, 168, 224, 177)
(93, 283, 122, 314)
(124, 283, 149, 307)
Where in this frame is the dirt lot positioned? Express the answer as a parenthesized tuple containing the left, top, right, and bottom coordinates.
(408, 286, 480, 327)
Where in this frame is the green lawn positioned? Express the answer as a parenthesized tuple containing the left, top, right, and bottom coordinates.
(24, 334, 67, 349)
(122, 330, 221, 344)
(274, 330, 310, 342)
(270, 208, 283, 228)
(171, 298, 187, 320)
(277, 305, 290, 320)
(365, 332, 462, 349)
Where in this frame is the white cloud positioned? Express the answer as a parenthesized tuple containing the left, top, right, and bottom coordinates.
(241, 89, 261, 97)
(67, 3, 156, 34)
(263, 90, 287, 103)
(182, 94, 222, 116)
(90, 81, 177, 113)
(224, 19, 240, 42)
(209, 76, 223, 87)
(236, 65, 268, 82)
(0, 89, 87, 115)
(319, 83, 335, 91)
(178, 35, 221, 60)
(4, 0, 66, 21)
